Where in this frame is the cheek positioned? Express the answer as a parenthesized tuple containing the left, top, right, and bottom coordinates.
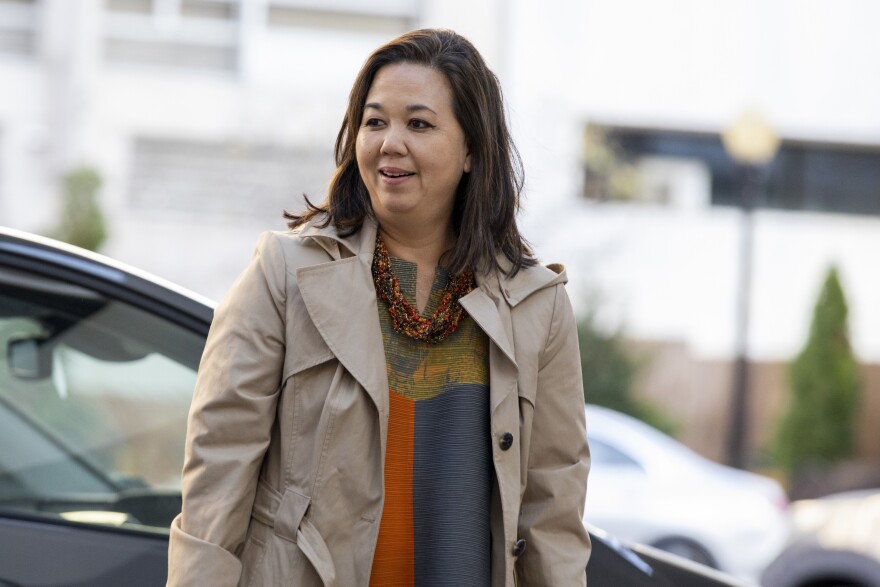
(355, 135, 366, 164)
(355, 138, 377, 196)
(355, 140, 372, 178)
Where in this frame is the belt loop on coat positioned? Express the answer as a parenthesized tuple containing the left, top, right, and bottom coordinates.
(250, 480, 312, 544)
(274, 488, 311, 543)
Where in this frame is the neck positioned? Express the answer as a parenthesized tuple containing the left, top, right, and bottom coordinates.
(376, 220, 455, 314)
(377, 221, 454, 268)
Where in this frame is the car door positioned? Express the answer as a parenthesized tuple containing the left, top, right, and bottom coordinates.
(0, 247, 209, 586)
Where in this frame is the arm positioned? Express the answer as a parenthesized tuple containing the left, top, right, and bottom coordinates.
(167, 232, 287, 586)
(517, 284, 591, 586)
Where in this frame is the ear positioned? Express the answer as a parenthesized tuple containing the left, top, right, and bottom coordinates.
(463, 151, 472, 174)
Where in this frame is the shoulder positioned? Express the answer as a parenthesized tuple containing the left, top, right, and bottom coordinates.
(508, 262, 577, 342)
(497, 261, 568, 308)
(253, 229, 338, 276)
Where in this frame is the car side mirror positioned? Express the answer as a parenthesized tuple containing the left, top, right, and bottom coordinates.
(7, 336, 53, 379)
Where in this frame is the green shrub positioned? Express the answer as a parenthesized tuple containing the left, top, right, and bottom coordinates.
(578, 313, 676, 435)
(52, 167, 107, 252)
(774, 267, 860, 474)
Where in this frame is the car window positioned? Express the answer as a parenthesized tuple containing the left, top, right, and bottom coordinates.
(588, 437, 643, 469)
(0, 267, 203, 533)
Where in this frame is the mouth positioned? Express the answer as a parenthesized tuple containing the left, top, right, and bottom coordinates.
(379, 168, 415, 178)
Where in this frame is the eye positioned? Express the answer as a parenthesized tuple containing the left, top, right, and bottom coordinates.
(409, 119, 434, 130)
(363, 118, 384, 128)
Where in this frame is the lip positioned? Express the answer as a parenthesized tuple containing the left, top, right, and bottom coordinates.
(378, 166, 415, 185)
(379, 166, 414, 175)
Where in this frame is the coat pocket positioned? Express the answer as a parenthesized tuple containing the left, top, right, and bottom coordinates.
(241, 527, 324, 587)
(244, 480, 337, 586)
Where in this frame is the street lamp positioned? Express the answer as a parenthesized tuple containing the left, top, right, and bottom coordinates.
(721, 108, 780, 469)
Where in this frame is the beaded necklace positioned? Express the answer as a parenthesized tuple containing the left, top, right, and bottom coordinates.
(372, 233, 476, 344)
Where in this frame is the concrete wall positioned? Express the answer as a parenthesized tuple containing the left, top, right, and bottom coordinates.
(631, 339, 880, 468)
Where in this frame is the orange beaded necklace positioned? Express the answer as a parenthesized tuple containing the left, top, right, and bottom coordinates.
(371, 233, 476, 344)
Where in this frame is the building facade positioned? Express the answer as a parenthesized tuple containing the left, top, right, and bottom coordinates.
(1, 0, 878, 465)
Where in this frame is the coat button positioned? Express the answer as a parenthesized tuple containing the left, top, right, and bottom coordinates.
(512, 538, 527, 557)
(499, 432, 513, 451)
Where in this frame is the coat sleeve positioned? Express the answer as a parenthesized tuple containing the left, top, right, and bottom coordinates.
(517, 283, 591, 586)
(167, 232, 287, 586)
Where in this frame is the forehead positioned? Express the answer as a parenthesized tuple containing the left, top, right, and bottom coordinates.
(364, 62, 453, 107)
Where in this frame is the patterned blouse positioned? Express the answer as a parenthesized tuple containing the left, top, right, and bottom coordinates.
(369, 257, 492, 586)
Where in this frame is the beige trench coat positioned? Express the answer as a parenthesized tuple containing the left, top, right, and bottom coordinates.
(167, 217, 591, 586)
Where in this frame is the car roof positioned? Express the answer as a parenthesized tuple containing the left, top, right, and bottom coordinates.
(585, 403, 739, 479)
(0, 226, 215, 332)
(586, 404, 702, 460)
(585, 404, 784, 497)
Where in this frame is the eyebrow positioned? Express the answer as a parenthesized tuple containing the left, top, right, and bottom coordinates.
(363, 102, 437, 115)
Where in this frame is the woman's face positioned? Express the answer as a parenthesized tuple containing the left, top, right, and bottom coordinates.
(356, 62, 471, 233)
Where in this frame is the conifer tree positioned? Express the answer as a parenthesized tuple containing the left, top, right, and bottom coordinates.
(774, 267, 860, 473)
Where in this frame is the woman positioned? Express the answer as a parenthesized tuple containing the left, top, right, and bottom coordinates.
(168, 29, 590, 587)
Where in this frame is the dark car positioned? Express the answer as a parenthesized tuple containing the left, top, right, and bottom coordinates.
(0, 227, 748, 587)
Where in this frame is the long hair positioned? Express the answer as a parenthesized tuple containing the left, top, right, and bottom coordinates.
(285, 28, 535, 276)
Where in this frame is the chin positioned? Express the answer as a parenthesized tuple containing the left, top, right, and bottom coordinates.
(372, 195, 420, 218)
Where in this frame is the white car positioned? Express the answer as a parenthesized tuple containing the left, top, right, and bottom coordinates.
(584, 404, 790, 583)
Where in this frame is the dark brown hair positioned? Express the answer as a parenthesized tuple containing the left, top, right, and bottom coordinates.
(285, 28, 535, 276)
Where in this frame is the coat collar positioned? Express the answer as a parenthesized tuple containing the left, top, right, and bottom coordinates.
(295, 216, 568, 306)
(293, 216, 567, 414)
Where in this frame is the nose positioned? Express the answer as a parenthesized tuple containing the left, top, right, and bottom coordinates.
(380, 123, 407, 157)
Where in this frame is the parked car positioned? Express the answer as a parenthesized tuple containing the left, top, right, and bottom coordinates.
(762, 489, 880, 587)
(0, 227, 749, 586)
(584, 403, 790, 583)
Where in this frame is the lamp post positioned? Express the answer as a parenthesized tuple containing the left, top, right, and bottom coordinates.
(721, 109, 780, 469)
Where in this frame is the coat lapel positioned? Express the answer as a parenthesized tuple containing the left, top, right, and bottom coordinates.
(295, 220, 389, 421)
(462, 259, 568, 414)
(461, 271, 519, 413)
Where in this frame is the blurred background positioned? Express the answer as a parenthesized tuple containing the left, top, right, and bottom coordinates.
(1, 0, 878, 512)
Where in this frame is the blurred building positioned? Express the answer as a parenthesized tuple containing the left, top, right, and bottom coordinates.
(0, 0, 423, 297)
(1, 0, 878, 469)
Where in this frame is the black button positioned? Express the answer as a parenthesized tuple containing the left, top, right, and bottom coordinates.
(512, 538, 527, 557)
(499, 432, 514, 451)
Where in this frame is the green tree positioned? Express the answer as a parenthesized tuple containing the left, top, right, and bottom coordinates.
(52, 167, 107, 252)
(578, 313, 676, 435)
(774, 267, 860, 474)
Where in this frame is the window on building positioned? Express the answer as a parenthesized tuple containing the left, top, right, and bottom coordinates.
(103, 0, 239, 72)
(105, 0, 153, 15)
(180, 0, 237, 21)
(584, 125, 880, 216)
(266, 5, 412, 35)
(0, 0, 39, 57)
(128, 137, 333, 218)
(582, 124, 712, 208)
